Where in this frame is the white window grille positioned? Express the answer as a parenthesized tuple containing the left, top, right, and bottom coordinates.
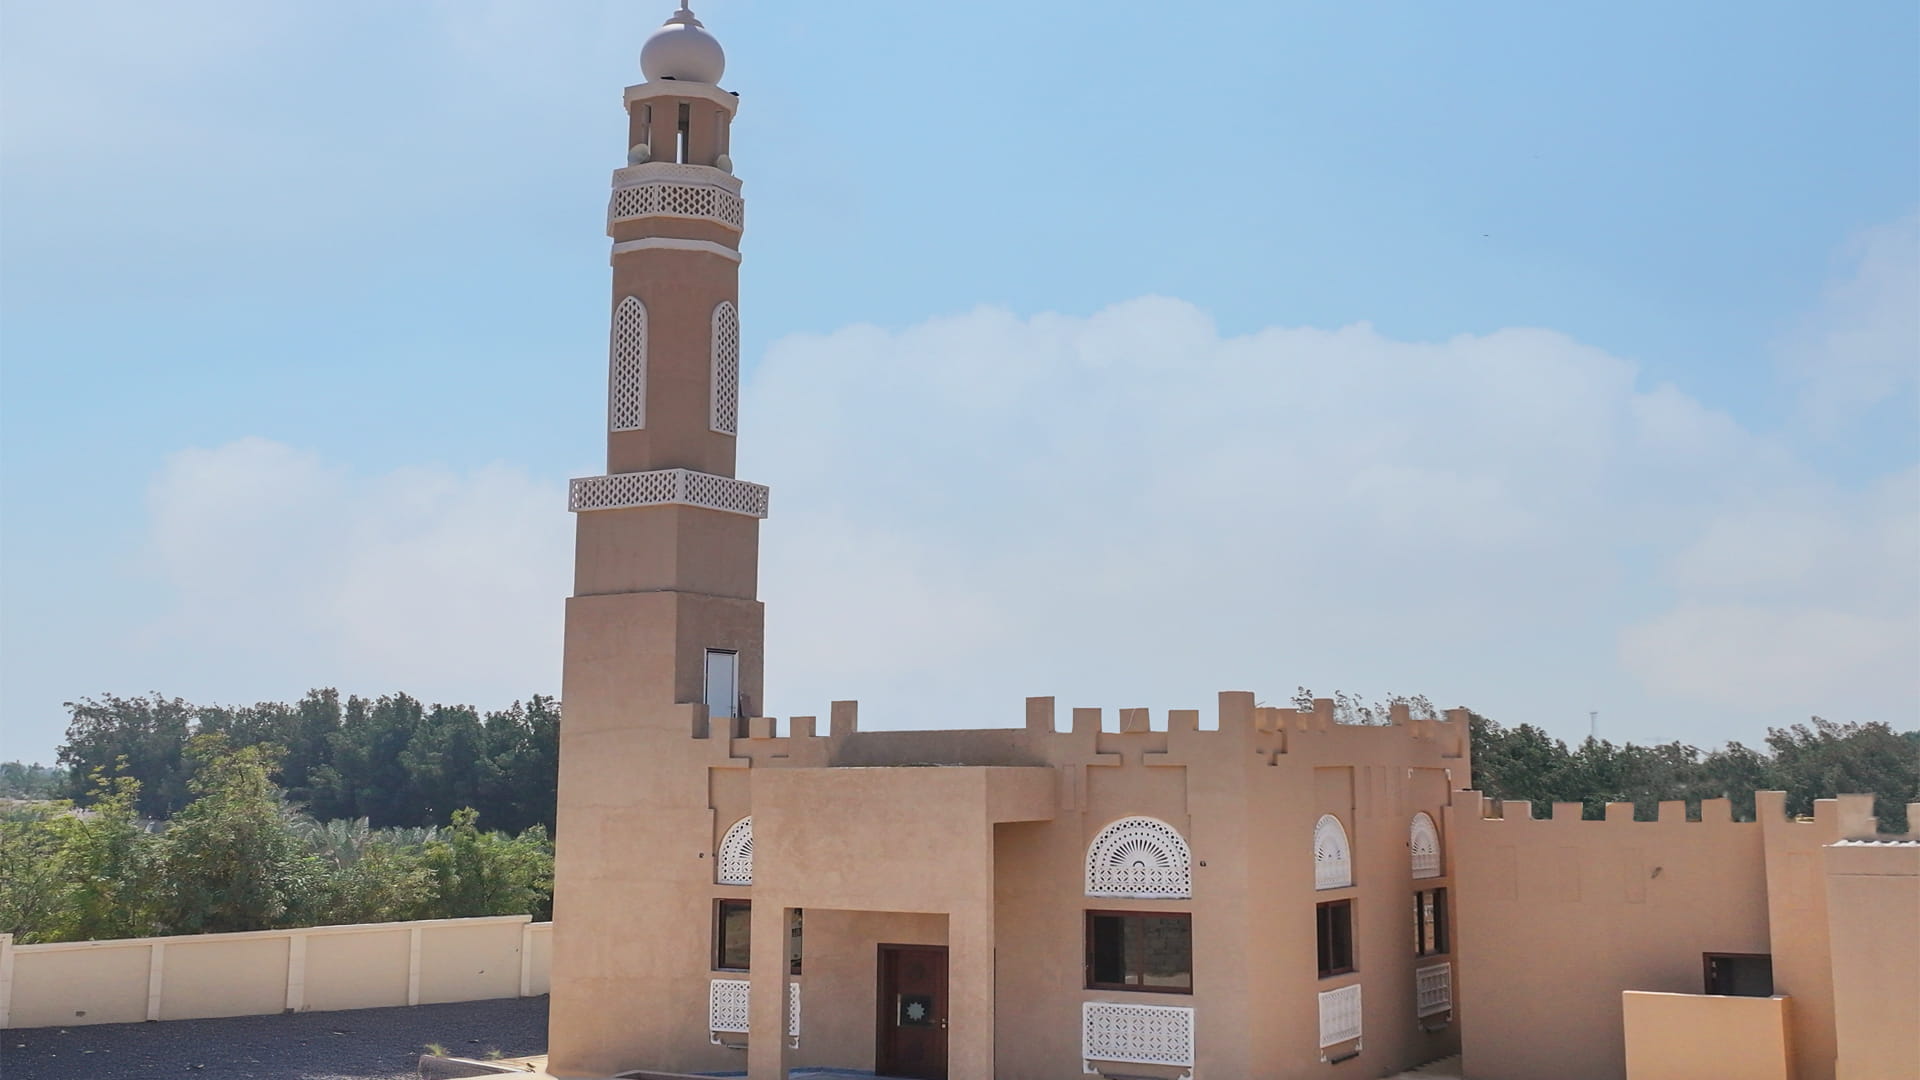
(1410, 812, 1441, 879)
(709, 978, 750, 1037)
(1314, 814, 1352, 890)
(1416, 962, 1452, 1018)
(710, 301, 740, 435)
(1085, 816, 1192, 899)
(1081, 1001, 1195, 1077)
(568, 469, 770, 518)
(717, 816, 753, 886)
(1317, 983, 1362, 1048)
(706, 978, 800, 1044)
(609, 296, 646, 431)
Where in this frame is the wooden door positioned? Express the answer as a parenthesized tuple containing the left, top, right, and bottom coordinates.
(876, 944, 948, 1080)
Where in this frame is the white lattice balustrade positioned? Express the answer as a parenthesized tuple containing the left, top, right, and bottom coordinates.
(1085, 816, 1192, 899)
(710, 301, 740, 435)
(1317, 983, 1362, 1048)
(607, 163, 744, 231)
(709, 978, 750, 1036)
(568, 469, 769, 519)
(1081, 1001, 1195, 1076)
(706, 977, 801, 1043)
(1416, 962, 1452, 1018)
(717, 816, 753, 886)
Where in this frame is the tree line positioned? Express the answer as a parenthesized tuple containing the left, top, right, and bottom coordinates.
(1, 736, 552, 945)
(54, 689, 558, 834)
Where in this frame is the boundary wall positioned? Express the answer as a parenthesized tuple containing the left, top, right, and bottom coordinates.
(0, 916, 552, 1029)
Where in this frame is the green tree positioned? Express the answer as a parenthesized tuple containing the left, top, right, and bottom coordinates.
(57, 694, 196, 817)
(158, 737, 323, 934)
(421, 808, 554, 920)
(0, 804, 67, 940)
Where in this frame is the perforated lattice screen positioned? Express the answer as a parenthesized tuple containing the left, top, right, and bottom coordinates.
(1314, 814, 1352, 891)
(1410, 812, 1441, 879)
(710, 302, 740, 435)
(609, 296, 646, 431)
(717, 816, 753, 886)
(1085, 816, 1192, 899)
(1082, 1001, 1195, 1070)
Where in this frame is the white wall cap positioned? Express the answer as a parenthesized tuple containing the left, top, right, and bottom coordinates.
(624, 79, 740, 116)
(612, 161, 743, 195)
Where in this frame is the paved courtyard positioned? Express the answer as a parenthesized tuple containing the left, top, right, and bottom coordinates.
(1, 995, 548, 1080)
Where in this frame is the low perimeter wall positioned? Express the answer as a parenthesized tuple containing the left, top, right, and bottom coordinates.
(1622, 991, 1794, 1080)
(0, 916, 553, 1029)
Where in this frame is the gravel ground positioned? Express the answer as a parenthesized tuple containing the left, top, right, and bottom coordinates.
(1, 995, 548, 1080)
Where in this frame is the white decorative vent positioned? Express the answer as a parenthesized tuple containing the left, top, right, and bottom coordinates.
(569, 469, 769, 519)
(1416, 962, 1452, 1018)
(1314, 814, 1352, 891)
(706, 978, 800, 1043)
(608, 179, 744, 231)
(709, 978, 750, 1036)
(717, 816, 753, 886)
(1317, 983, 1362, 1048)
(710, 301, 740, 435)
(1410, 812, 1441, 879)
(1085, 816, 1192, 899)
(609, 296, 646, 431)
(1081, 1001, 1195, 1076)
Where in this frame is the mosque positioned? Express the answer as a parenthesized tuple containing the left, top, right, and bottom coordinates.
(544, 8, 1919, 1080)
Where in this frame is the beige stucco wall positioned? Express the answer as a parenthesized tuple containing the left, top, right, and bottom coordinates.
(0, 917, 551, 1030)
(1449, 795, 1772, 1080)
(1622, 990, 1794, 1080)
(1823, 838, 1920, 1080)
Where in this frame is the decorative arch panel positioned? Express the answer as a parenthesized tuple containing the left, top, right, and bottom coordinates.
(609, 296, 647, 432)
(717, 815, 752, 886)
(1410, 811, 1441, 879)
(710, 301, 739, 435)
(1314, 814, 1351, 891)
(1086, 816, 1192, 899)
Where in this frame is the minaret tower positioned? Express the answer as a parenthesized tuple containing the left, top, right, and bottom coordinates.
(564, 1, 765, 735)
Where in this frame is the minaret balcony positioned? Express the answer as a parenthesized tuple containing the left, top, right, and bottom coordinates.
(569, 467, 769, 519)
(608, 162, 743, 233)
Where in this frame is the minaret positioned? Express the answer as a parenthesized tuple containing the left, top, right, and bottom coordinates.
(565, 2, 765, 736)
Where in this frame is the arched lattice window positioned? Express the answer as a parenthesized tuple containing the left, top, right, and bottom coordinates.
(1314, 814, 1351, 890)
(1410, 812, 1441, 879)
(609, 296, 647, 431)
(710, 301, 739, 435)
(717, 815, 752, 886)
(1086, 816, 1192, 899)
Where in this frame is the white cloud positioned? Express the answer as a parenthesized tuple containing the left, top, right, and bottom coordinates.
(128, 227, 1918, 744)
(139, 438, 570, 706)
(1783, 212, 1920, 431)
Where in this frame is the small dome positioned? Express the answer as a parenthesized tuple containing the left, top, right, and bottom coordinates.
(640, 4, 725, 85)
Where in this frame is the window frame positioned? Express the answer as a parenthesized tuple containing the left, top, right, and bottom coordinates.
(1702, 952, 1774, 997)
(713, 898, 751, 972)
(1317, 898, 1356, 979)
(1414, 887, 1449, 958)
(1083, 909, 1195, 995)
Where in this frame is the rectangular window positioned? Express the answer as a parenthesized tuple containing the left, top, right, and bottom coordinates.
(704, 649, 738, 720)
(714, 899, 751, 971)
(788, 908, 803, 976)
(1085, 911, 1193, 993)
(1414, 888, 1448, 958)
(1317, 899, 1355, 978)
(1704, 953, 1773, 997)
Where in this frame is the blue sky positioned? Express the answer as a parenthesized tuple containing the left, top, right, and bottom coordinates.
(2, 0, 1915, 764)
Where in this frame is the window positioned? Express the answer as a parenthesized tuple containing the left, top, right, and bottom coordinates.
(787, 908, 803, 976)
(1414, 888, 1448, 957)
(1317, 900, 1354, 978)
(1410, 812, 1441, 878)
(1085, 911, 1193, 993)
(714, 899, 751, 971)
(1704, 953, 1773, 997)
(1314, 814, 1352, 890)
(704, 649, 738, 720)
